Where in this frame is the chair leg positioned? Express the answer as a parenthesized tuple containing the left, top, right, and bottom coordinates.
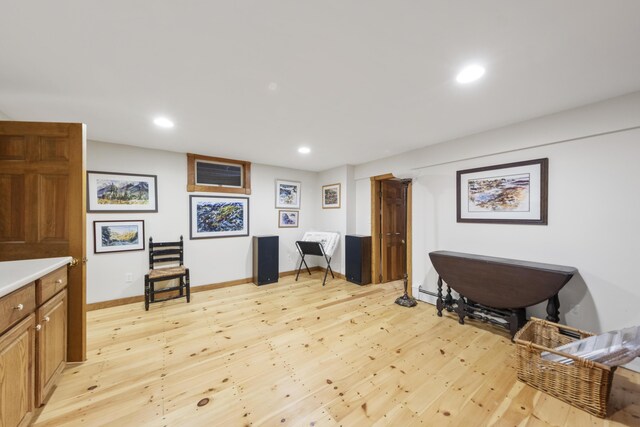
(322, 265, 329, 286)
(186, 270, 191, 303)
(144, 275, 150, 311)
(295, 255, 306, 281)
(325, 256, 335, 279)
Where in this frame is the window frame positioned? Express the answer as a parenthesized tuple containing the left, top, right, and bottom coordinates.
(187, 153, 251, 195)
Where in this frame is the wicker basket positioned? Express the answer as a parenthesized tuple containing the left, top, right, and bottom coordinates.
(513, 317, 616, 418)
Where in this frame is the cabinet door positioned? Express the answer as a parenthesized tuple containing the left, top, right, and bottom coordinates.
(0, 314, 35, 427)
(36, 289, 67, 406)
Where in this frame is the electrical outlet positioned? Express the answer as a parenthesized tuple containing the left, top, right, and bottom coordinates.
(125, 273, 133, 283)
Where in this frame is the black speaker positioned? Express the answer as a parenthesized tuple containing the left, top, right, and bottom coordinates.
(345, 235, 371, 285)
(253, 235, 279, 285)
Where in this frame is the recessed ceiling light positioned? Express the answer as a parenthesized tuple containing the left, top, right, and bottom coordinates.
(268, 82, 279, 91)
(298, 147, 311, 154)
(153, 117, 174, 128)
(456, 64, 485, 84)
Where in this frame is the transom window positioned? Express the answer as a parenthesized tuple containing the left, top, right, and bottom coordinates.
(187, 153, 251, 194)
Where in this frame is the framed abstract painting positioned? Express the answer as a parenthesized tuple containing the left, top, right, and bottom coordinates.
(456, 158, 548, 225)
(190, 195, 250, 239)
(275, 179, 301, 209)
(278, 210, 299, 228)
(322, 183, 341, 209)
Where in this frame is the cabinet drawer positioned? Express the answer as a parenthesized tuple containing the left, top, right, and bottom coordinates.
(36, 266, 68, 305)
(0, 283, 36, 335)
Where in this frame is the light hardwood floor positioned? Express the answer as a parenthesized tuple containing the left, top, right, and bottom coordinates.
(33, 273, 639, 426)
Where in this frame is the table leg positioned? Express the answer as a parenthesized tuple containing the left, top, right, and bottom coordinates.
(546, 294, 560, 322)
(455, 295, 466, 325)
(436, 276, 444, 317)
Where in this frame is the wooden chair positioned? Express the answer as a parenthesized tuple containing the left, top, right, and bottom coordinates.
(144, 236, 190, 310)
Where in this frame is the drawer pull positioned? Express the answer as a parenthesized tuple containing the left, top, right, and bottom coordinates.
(35, 324, 42, 331)
(44, 316, 51, 322)
(55, 279, 63, 284)
(14, 303, 24, 311)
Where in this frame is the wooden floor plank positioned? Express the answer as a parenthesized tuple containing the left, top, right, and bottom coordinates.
(32, 273, 640, 426)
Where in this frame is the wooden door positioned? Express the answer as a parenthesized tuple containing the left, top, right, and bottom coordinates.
(380, 180, 406, 282)
(36, 289, 67, 406)
(0, 121, 86, 362)
(0, 314, 35, 427)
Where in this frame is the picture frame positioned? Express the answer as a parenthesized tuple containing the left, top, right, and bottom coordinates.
(190, 195, 250, 239)
(278, 210, 299, 228)
(93, 220, 145, 254)
(87, 171, 158, 213)
(456, 158, 548, 225)
(322, 183, 341, 209)
(275, 179, 301, 209)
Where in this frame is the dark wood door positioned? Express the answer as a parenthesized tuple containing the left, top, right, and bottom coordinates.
(0, 121, 86, 362)
(380, 180, 405, 282)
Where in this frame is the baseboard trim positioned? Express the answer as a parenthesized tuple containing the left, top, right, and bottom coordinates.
(87, 267, 327, 311)
(279, 266, 322, 277)
(87, 295, 146, 310)
(317, 266, 346, 280)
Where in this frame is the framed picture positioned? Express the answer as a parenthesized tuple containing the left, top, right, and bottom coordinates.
(93, 220, 145, 254)
(275, 179, 301, 209)
(190, 195, 249, 239)
(457, 158, 548, 224)
(87, 171, 158, 213)
(322, 183, 341, 209)
(278, 210, 299, 228)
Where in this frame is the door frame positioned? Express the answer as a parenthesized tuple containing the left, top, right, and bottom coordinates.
(370, 173, 412, 295)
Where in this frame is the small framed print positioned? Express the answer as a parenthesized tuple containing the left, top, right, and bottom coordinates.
(278, 210, 299, 228)
(87, 171, 158, 212)
(322, 183, 341, 209)
(93, 220, 145, 254)
(190, 195, 250, 239)
(457, 158, 548, 225)
(275, 179, 301, 209)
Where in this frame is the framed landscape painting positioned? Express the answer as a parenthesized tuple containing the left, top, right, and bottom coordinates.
(456, 158, 548, 225)
(275, 179, 301, 209)
(278, 210, 299, 228)
(87, 171, 158, 212)
(93, 220, 145, 254)
(190, 195, 249, 239)
(322, 183, 341, 209)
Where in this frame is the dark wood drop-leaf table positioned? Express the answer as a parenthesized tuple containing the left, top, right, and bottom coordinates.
(429, 251, 577, 337)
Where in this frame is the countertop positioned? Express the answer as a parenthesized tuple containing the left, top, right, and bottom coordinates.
(0, 257, 72, 299)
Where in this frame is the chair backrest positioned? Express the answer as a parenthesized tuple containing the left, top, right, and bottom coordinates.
(148, 236, 184, 270)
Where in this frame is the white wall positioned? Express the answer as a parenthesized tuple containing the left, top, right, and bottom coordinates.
(353, 91, 640, 338)
(86, 141, 318, 303)
(0, 110, 10, 120)
(316, 165, 349, 274)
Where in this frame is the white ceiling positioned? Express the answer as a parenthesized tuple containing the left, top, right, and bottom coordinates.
(1, 1, 640, 171)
